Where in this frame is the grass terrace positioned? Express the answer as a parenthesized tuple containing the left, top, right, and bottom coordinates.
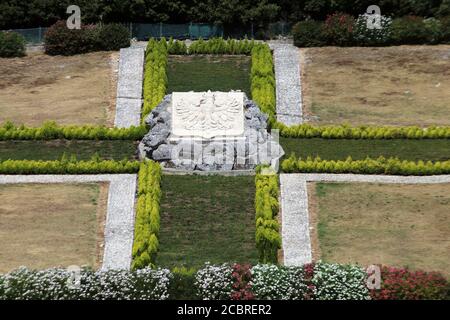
(158, 175, 257, 268)
(280, 138, 450, 162)
(167, 55, 251, 96)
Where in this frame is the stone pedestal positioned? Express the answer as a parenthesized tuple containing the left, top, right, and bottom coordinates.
(139, 91, 284, 172)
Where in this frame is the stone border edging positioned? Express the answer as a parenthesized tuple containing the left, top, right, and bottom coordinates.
(280, 173, 450, 266)
(269, 42, 303, 125)
(0, 174, 137, 271)
(114, 47, 145, 128)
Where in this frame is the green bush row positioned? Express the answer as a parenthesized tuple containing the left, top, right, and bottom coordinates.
(132, 160, 162, 270)
(0, 121, 147, 140)
(254, 167, 281, 264)
(142, 39, 168, 120)
(275, 123, 450, 139)
(293, 14, 450, 47)
(0, 31, 25, 58)
(0, 158, 140, 174)
(44, 21, 130, 56)
(250, 43, 276, 125)
(281, 155, 450, 176)
(187, 37, 256, 55)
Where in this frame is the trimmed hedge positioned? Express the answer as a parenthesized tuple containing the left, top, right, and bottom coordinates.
(251, 43, 276, 125)
(0, 121, 146, 141)
(275, 123, 450, 140)
(293, 14, 450, 47)
(2, 263, 446, 300)
(281, 155, 450, 175)
(44, 21, 130, 56)
(0, 31, 26, 57)
(132, 160, 162, 270)
(142, 39, 168, 120)
(0, 158, 139, 174)
(188, 37, 255, 55)
(254, 167, 281, 264)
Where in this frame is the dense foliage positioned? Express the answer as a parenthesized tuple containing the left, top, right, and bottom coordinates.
(369, 266, 449, 300)
(2, 0, 450, 30)
(0, 31, 25, 57)
(250, 43, 276, 124)
(254, 167, 281, 263)
(293, 14, 450, 47)
(132, 160, 162, 269)
(276, 123, 450, 139)
(281, 155, 450, 175)
(142, 39, 169, 120)
(2, 263, 446, 300)
(44, 21, 130, 55)
(0, 121, 146, 141)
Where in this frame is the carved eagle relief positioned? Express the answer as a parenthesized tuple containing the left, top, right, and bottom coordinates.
(174, 91, 241, 131)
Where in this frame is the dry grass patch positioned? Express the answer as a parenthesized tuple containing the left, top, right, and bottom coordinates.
(302, 45, 450, 126)
(0, 51, 118, 127)
(309, 182, 450, 277)
(0, 183, 108, 273)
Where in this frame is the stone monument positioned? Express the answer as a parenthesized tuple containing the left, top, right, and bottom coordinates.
(139, 90, 284, 172)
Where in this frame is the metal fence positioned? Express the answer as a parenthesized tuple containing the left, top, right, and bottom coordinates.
(2, 22, 292, 44)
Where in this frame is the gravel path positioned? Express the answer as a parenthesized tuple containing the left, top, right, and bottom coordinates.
(0, 174, 137, 271)
(279, 173, 450, 266)
(280, 174, 312, 266)
(269, 42, 303, 125)
(114, 47, 144, 128)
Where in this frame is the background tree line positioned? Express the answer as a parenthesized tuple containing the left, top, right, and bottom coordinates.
(1, 0, 450, 30)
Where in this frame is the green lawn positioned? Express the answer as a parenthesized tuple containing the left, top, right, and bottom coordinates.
(158, 175, 257, 268)
(280, 138, 450, 162)
(0, 140, 137, 161)
(167, 55, 251, 97)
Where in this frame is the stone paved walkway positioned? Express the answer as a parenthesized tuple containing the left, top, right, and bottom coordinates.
(0, 174, 137, 271)
(114, 47, 144, 128)
(280, 173, 450, 266)
(269, 42, 303, 125)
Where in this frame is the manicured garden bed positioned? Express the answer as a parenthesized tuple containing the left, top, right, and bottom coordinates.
(0, 183, 107, 272)
(309, 182, 450, 278)
(280, 137, 450, 162)
(158, 175, 257, 268)
(167, 55, 251, 96)
(0, 140, 137, 161)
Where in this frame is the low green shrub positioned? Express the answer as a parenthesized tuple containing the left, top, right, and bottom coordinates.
(281, 155, 450, 175)
(0, 121, 147, 140)
(370, 265, 448, 300)
(188, 37, 256, 55)
(44, 21, 130, 56)
(96, 23, 131, 51)
(251, 43, 276, 124)
(323, 13, 355, 46)
(292, 20, 326, 47)
(142, 39, 168, 120)
(167, 37, 187, 54)
(169, 267, 199, 300)
(0, 31, 26, 57)
(254, 167, 281, 264)
(132, 160, 162, 269)
(390, 16, 430, 44)
(0, 157, 139, 174)
(275, 122, 450, 140)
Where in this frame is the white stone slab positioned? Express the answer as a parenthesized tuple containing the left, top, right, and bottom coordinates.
(172, 91, 244, 139)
